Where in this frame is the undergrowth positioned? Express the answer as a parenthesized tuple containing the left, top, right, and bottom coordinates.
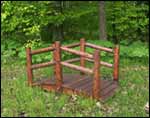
(1, 57, 149, 117)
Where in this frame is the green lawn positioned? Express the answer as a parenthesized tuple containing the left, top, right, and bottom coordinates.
(1, 58, 149, 117)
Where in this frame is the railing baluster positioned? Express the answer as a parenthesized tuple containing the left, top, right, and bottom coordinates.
(92, 49, 100, 99)
(80, 38, 86, 74)
(26, 48, 33, 86)
(113, 45, 119, 81)
(54, 41, 63, 90)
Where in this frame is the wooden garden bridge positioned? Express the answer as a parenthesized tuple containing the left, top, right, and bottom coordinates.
(26, 38, 119, 100)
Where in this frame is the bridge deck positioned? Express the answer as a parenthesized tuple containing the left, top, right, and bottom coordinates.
(33, 74, 118, 101)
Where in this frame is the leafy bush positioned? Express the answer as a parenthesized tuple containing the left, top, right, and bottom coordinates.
(2, 39, 148, 65)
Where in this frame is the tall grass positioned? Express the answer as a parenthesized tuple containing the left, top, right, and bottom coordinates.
(1, 57, 149, 117)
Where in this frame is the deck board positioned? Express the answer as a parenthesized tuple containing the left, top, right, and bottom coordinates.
(33, 74, 118, 101)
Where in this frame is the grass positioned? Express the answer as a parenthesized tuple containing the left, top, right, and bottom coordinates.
(1, 57, 149, 117)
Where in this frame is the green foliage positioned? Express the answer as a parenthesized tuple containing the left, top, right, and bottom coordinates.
(1, 1, 149, 65)
(119, 40, 149, 58)
(1, 2, 149, 116)
(106, 1, 149, 42)
(1, 39, 148, 65)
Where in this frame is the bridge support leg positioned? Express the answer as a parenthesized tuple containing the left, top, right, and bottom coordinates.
(113, 45, 119, 81)
(92, 50, 100, 99)
(54, 41, 63, 90)
(26, 48, 33, 86)
(80, 38, 86, 75)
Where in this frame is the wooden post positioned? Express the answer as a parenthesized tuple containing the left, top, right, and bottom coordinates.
(26, 48, 33, 86)
(92, 50, 100, 99)
(80, 38, 86, 75)
(113, 45, 119, 81)
(53, 41, 63, 90)
(52, 44, 56, 81)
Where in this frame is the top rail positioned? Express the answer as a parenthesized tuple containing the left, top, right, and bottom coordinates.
(31, 46, 55, 55)
(86, 43, 113, 53)
(61, 46, 93, 59)
(64, 43, 80, 48)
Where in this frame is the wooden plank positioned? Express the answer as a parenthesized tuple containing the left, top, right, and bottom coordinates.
(101, 80, 114, 90)
(31, 46, 54, 55)
(61, 46, 93, 59)
(92, 50, 100, 99)
(80, 38, 86, 74)
(83, 83, 93, 95)
(101, 82, 118, 96)
(101, 90, 116, 100)
(83, 79, 111, 96)
(101, 83, 118, 100)
(86, 43, 113, 53)
(31, 61, 55, 69)
(32, 78, 55, 86)
(113, 45, 120, 81)
(85, 58, 113, 68)
(63, 78, 85, 88)
(70, 77, 90, 88)
(61, 62, 93, 74)
(74, 78, 92, 91)
(62, 74, 80, 84)
(64, 43, 80, 48)
(31, 74, 118, 101)
(26, 48, 33, 86)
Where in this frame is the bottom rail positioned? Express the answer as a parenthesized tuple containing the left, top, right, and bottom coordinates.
(61, 62, 93, 74)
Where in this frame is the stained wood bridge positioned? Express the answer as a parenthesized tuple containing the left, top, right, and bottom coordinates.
(26, 38, 119, 101)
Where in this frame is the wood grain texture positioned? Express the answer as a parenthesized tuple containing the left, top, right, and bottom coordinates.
(113, 45, 119, 81)
(31, 61, 55, 69)
(61, 62, 93, 74)
(33, 74, 118, 101)
(92, 50, 100, 99)
(86, 43, 113, 53)
(64, 43, 80, 48)
(26, 48, 33, 86)
(85, 58, 113, 68)
(61, 46, 93, 59)
(26, 40, 119, 101)
(31, 46, 54, 55)
(80, 38, 86, 75)
(54, 41, 63, 90)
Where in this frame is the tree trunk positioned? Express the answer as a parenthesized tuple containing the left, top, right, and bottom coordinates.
(99, 1, 107, 40)
(51, 1, 64, 41)
(57, 1, 64, 41)
(112, 1, 118, 44)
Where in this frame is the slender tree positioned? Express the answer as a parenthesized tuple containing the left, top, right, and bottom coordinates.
(99, 1, 107, 40)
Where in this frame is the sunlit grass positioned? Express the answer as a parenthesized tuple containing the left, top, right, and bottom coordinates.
(1, 58, 149, 117)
